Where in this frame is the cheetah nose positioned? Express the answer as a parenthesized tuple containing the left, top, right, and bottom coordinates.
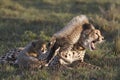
(101, 37, 105, 42)
(102, 37, 104, 40)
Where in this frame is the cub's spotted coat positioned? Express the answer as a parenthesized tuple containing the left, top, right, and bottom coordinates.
(0, 48, 23, 65)
(0, 48, 100, 70)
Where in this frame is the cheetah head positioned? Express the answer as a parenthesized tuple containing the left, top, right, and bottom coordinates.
(80, 23, 104, 51)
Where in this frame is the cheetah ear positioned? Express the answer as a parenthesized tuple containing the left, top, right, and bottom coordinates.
(82, 23, 95, 30)
(32, 41, 37, 47)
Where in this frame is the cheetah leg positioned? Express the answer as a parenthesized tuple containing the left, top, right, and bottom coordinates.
(45, 47, 60, 66)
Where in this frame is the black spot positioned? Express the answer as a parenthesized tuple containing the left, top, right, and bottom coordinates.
(73, 52, 75, 55)
(65, 55, 67, 58)
(2, 56, 5, 58)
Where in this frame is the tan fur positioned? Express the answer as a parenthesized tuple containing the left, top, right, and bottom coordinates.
(56, 25, 104, 65)
(79, 28, 104, 50)
(46, 15, 90, 63)
(17, 40, 47, 69)
(51, 15, 89, 44)
(58, 47, 86, 65)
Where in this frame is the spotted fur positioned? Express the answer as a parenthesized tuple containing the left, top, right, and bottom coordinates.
(0, 15, 104, 70)
(16, 40, 48, 69)
(54, 24, 104, 66)
(47, 22, 104, 70)
(46, 15, 89, 63)
(0, 47, 23, 65)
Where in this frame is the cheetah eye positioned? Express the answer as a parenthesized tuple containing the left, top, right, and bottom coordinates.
(41, 49, 44, 52)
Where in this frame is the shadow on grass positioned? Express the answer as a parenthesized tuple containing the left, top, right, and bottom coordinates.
(115, 69, 120, 80)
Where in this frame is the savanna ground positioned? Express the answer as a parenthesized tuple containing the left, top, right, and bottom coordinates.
(0, 0, 120, 80)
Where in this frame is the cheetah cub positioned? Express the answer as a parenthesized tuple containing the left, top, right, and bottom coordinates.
(17, 40, 47, 69)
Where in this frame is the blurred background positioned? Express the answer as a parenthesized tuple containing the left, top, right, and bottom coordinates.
(0, 0, 120, 80)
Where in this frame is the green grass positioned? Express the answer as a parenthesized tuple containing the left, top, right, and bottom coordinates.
(0, 0, 120, 80)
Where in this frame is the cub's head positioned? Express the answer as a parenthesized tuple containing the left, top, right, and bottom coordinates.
(80, 23, 104, 51)
(30, 40, 47, 54)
